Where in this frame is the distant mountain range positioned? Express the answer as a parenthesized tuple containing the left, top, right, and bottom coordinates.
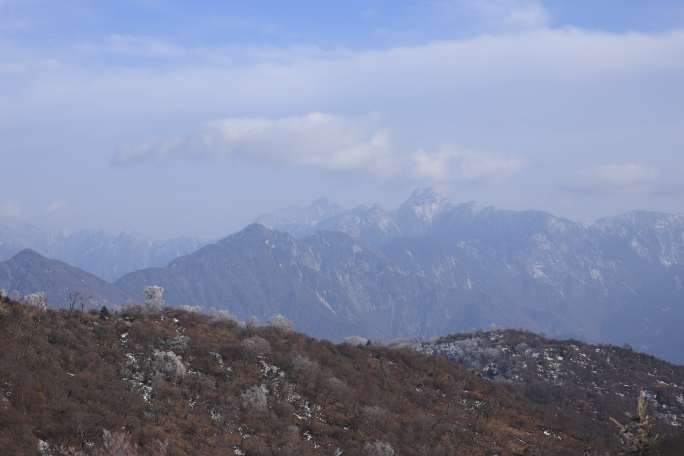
(1, 189, 683, 363)
(0, 218, 206, 281)
(249, 188, 684, 363)
(255, 197, 344, 237)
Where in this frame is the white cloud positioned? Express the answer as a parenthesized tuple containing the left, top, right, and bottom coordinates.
(113, 112, 395, 173)
(571, 163, 660, 193)
(412, 147, 524, 182)
(3, 26, 684, 223)
(113, 113, 523, 184)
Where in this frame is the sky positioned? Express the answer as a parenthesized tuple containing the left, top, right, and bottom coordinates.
(1, 0, 684, 238)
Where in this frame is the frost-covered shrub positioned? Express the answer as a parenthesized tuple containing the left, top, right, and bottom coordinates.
(241, 384, 268, 412)
(163, 334, 191, 353)
(95, 429, 139, 456)
(37, 439, 51, 456)
(362, 405, 387, 423)
(209, 308, 238, 323)
(179, 305, 200, 313)
(151, 350, 186, 380)
(0, 288, 6, 300)
(269, 314, 293, 332)
(143, 286, 165, 312)
(291, 354, 318, 372)
(327, 376, 347, 391)
(344, 335, 369, 347)
(363, 441, 395, 456)
(241, 336, 271, 357)
(22, 292, 47, 311)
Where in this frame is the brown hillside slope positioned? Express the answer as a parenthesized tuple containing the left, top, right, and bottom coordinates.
(0, 296, 666, 455)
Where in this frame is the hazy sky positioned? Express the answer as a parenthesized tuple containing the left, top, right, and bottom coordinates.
(1, 0, 684, 238)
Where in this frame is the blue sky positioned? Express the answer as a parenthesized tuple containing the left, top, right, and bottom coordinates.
(1, 1, 684, 237)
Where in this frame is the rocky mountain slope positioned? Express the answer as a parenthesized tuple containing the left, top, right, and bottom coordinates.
(251, 189, 684, 363)
(4, 189, 684, 363)
(5, 297, 681, 455)
(118, 212, 684, 363)
(0, 218, 206, 281)
(116, 225, 447, 341)
(413, 330, 684, 435)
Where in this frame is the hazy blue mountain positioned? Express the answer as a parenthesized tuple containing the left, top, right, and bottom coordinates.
(255, 197, 344, 237)
(0, 249, 131, 308)
(116, 224, 470, 340)
(0, 217, 51, 259)
(55, 230, 207, 281)
(315, 204, 402, 244)
(255, 187, 448, 241)
(392, 187, 452, 237)
(121, 190, 684, 363)
(0, 220, 207, 281)
(6, 190, 684, 363)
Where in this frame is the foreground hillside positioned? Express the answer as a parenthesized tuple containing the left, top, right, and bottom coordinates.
(0, 297, 657, 456)
(414, 330, 684, 440)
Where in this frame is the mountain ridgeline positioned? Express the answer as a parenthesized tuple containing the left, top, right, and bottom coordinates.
(116, 189, 684, 363)
(2, 189, 684, 364)
(0, 219, 206, 281)
(0, 249, 131, 307)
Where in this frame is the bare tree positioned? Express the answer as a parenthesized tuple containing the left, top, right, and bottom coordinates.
(22, 292, 47, 312)
(611, 390, 659, 455)
(66, 290, 82, 312)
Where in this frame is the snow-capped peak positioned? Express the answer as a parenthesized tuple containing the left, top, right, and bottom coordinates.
(400, 187, 449, 223)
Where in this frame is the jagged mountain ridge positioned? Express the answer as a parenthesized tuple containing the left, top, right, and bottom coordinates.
(116, 224, 465, 341)
(115, 218, 684, 363)
(2, 189, 684, 363)
(250, 189, 684, 362)
(256, 187, 451, 242)
(0, 218, 206, 281)
(255, 197, 345, 238)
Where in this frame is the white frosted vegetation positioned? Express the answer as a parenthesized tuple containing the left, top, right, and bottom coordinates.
(343, 335, 369, 347)
(364, 441, 395, 456)
(151, 350, 187, 380)
(240, 384, 268, 412)
(269, 314, 293, 332)
(143, 285, 165, 312)
(22, 292, 47, 311)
